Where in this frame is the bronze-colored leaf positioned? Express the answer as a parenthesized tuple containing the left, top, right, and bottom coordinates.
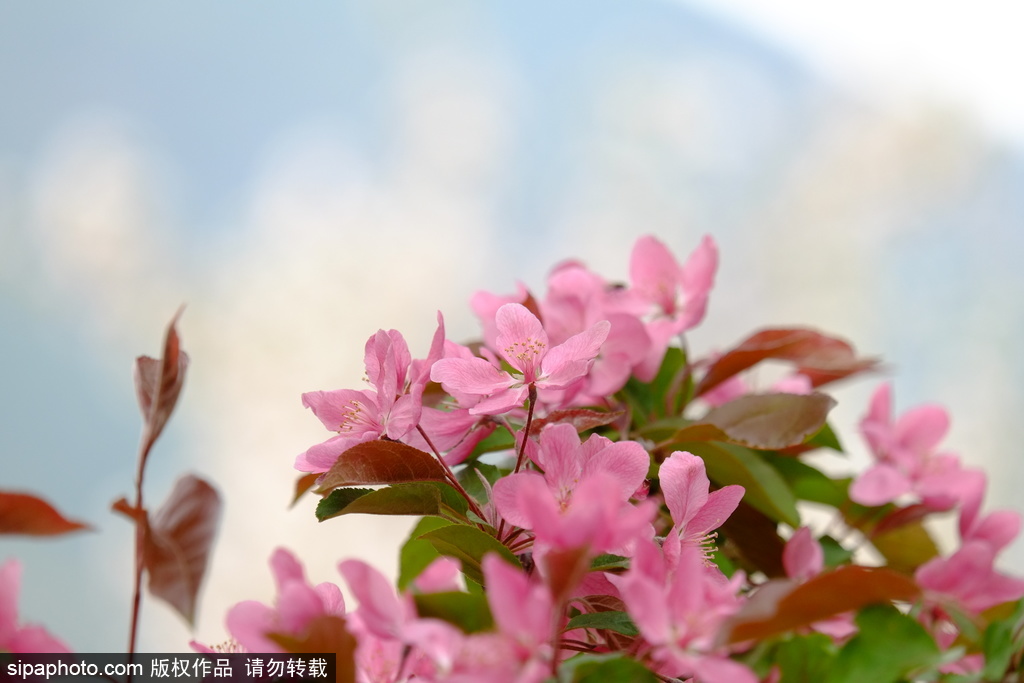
(144, 474, 221, 626)
(315, 440, 449, 494)
(723, 565, 921, 644)
(0, 491, 91, 536)
(135, 307, 189, 457)
(292, 472, 320, 507)
(696, 328, 879, 396)
(268, 615, 357, 683)
(530, 408, 625, 435)
(702, 393, 836, 450)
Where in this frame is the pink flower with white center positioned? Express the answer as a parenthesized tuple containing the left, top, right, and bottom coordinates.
(849, 383, 974, 510)
(659, 451, 744, 563)
(296, 315, 445, 473)
(625, 235, 718, 381)
(430, 303, 610, 415)
(612, 539, 755, 683)
(222, 548, 345, 653)
(1, 558, 71, 653)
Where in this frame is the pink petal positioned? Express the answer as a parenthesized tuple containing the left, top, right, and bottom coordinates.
(469, 385, 529, 415)
(582, 439, 650, 501)
(494, 303, 549, 379)
(301, 389, 379, 432)
(269, 547, 306, 593)
(7, 625, 72, 654)
(675, 234, 718, 331)
(492, 472, 555, 530)
(431, 357, 514, 397)
(659, 451, 711, 528)
(894, 404, 949, 454)
(536, 424, 584, 495)
(849, 463, 912, 506)
(630, 235, 681, 314)
(226, 600, 282, 653)
(686, 485, 745, 537)
(782, 527, 823, 581)
(540, 320, 611, 388)
(860, 383, 893, 453)
(276, 580, 327, 634)
(482, 554, 551, 647)
(338, 559, 406, 640)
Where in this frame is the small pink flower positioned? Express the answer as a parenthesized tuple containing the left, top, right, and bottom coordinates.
(626, 235, 718, 380)
(849, 383, 974, 510)
(431, 303, 610, 415)
(223, 548, 345, 653)
(916, 541, 1024, 615)
(0, 558, 71, 653)
(659, 451, 744, 561)
(296, 315, 445, 472)
(612, 540, 755, 683)
(493, 425, 653, 553)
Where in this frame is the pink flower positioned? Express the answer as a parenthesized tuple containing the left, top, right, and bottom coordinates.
(430, 303, 610, 415)
(296, 315, 445, 472)
(915, 540, 1024, 615)
(849, 383, 974, 510)
(659, 451, 744, 562)
(612, 540, 755, 683)
(0, 558, 71, 653)
(626, 235, 718, 380)
(223, 548, 345, 653)
(492, 424, 653, 553)
(338, 558, 464, 679)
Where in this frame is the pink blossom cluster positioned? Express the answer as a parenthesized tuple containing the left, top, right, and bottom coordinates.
(226, 233, 1021, 681)
(6, 234, 1022, 681)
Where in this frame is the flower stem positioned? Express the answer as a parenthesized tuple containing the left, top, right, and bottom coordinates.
(416, 425, 487, 522)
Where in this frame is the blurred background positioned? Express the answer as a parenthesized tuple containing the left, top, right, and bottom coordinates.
(2, 0, 1022, 652)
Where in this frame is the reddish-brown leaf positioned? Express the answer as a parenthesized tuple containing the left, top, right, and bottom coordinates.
(144, 474, 221, 625)
(291, 472, 320, 507)
(701, 393, 836, 451)
(696, 328, 879, 396)
(111, 496, 147, 524)
(315, 440, 449, 494)
(268, 615, 357, 683)
(135, 307, 189, 457)
(530, 408, 625, 435)
(719, 500, 787, 578)
(0, 491, 91, 536)
(723, 565, 921, 644)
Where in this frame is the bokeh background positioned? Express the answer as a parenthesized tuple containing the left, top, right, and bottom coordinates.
(2, 0, 1022, 652)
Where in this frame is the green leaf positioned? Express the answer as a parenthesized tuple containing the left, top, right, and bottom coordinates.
(457, 462, 506, 506)
(776, 633, 838, 683)
(869, 519, 940, 573)
(316, 482, 468, 522)
(316, 440, 449, 494)
(670, 441, 800, 527)
(763, 454, 849, 508)
(818, 536, 854, 568)
(981, 599, 1024, 681)
(565, 610, 639, 637)
(558, 654, 658, 683)
(465, 428, 516, 462)
(418, 524, 521, 585)
(621, 346, 687, 423)
(804, 422, 843, 452)
(701, 393, 836, 451)
(827, 604, 941, 683)
(413, 591, 493, 633)
(397, 517, 451, 590)
(589, 554, 630, 572)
